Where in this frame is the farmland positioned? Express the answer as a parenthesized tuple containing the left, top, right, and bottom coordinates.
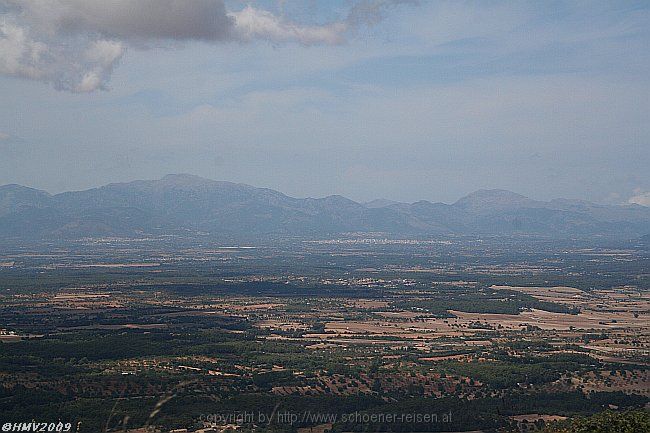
(0, 235, 648, 432)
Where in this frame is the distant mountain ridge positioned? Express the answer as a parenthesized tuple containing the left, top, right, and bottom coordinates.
(1, 174, 648, 239)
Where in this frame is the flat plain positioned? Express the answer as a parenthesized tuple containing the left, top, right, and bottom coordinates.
(0, 235, 648, 432)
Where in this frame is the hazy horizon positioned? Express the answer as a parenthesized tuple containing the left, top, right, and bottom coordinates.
(3, 171, 650, 208)
(2, 1, 649, 206)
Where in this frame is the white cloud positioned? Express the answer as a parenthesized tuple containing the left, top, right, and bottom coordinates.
(0, 13, 126, 92)
(0, 20, 48, 80)
(231, 6, 346, 46)
(0, 0, 404, 92)
(628, 190, 650, 207)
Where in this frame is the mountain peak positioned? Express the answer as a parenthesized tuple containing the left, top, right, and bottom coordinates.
(0, 184, 50, 194)
(147, 174, 248, 192)
(364, 199, 403, 208)
(459, 189, 529, 201)
(160, 173, 215, 185)
(453, 189, 539, 213)
(0, 184, 52, 218)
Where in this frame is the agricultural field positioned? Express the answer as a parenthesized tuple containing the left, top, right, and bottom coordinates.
(0, 236, 648, 432)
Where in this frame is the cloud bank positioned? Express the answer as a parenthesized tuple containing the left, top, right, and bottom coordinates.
(0, 0, 395, 92)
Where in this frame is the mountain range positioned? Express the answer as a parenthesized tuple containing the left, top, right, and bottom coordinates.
(1, 174, 648, 240)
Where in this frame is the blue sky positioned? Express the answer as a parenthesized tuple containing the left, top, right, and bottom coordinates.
(1, 0, 649, 205)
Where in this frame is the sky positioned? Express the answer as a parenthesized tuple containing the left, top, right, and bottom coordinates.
(1, 0, 649, 205)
